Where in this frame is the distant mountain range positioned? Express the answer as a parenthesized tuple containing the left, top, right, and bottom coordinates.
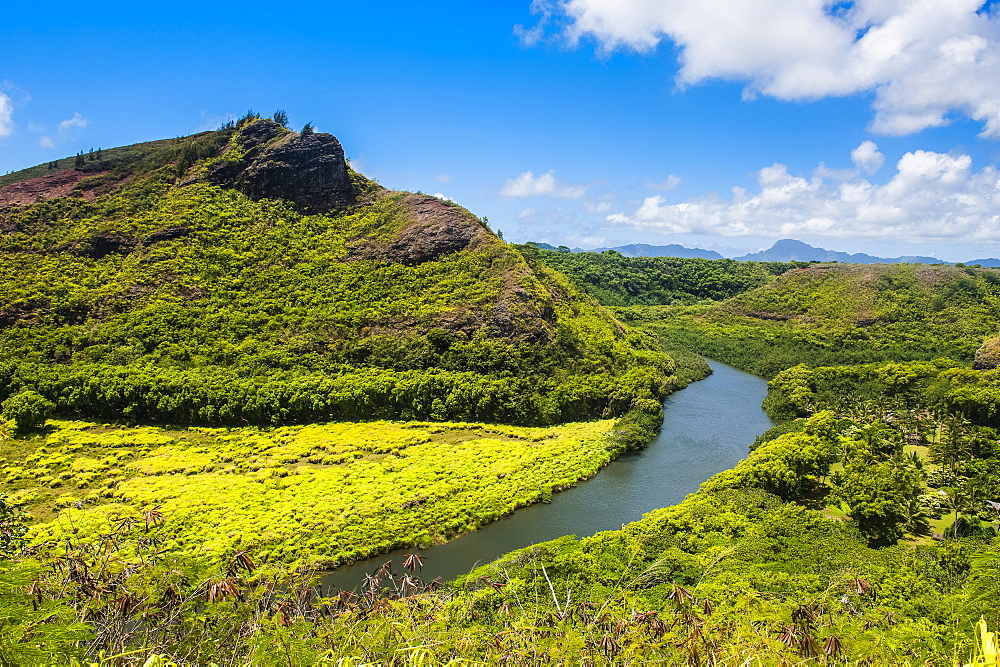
(732, 239, 948, 264)
(529, 239, 1000, 267)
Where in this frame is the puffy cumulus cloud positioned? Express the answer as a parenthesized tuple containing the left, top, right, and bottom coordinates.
(0, 94, 13, 138)
(432, 192, 454, 202)
(851, 140, 885, 173)
(57, 112, 87, 131)
(607, 147, 1000, 244)
(501, 170, 556, 196)
(549, 0, 1000, 136)
(499, 170, 587, 199)
(38, 136, 55, 149)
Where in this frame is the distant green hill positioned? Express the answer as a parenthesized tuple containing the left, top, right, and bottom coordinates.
(521, 247, 1000, 377)
(617, 262, 1000, 376)
(0, 117, 672, 426)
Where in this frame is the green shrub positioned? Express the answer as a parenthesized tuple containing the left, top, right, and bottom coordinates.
(1, 390, 54, 431)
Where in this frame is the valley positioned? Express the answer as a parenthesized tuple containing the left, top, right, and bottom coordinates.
(0, 120, 998, 664)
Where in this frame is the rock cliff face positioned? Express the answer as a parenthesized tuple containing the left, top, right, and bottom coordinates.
(206, 119, 354, 213)
(973, 337, 1000, 370)
(348, 194, 489, 266)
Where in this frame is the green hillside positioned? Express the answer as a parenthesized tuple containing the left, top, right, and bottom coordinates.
(0, 117, 674, 427)
(618, 262, 1000, 377)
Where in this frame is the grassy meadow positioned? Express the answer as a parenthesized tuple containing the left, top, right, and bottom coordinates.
(3, 417, 619, 571)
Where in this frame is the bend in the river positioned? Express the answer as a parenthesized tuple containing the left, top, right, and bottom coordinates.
(323, 360, 772, 590)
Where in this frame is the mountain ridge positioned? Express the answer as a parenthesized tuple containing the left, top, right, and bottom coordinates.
(530, 238, 999, 266)
(734, 238, 947, 264)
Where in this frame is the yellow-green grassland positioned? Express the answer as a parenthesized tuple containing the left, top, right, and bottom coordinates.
(4, 417, 618, 571)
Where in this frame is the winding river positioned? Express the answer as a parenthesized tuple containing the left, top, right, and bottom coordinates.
(323, 360, 772, 590)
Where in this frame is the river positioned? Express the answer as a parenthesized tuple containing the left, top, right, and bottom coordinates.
(322, 360, 772, 590)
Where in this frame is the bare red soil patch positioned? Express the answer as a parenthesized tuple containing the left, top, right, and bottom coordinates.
(0, 169, 104, 206)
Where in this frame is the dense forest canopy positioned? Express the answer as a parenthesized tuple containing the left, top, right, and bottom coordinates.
(518, 243, 810, 306)
(611, 261, 1000, 377)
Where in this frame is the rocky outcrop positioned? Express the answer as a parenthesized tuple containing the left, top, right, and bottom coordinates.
(206, 119, 354, 214)
(973, 337, 1000, 370)
(382, 195, 487, 265)
(348, 194, 489, 266)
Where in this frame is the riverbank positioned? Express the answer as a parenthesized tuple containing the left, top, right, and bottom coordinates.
(324, 360, 773, 589)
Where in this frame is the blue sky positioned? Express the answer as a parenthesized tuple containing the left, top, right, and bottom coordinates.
(3, 0, 1000, 261)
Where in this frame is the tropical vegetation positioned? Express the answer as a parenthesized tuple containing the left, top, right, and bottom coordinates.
(1, 129, 999, 664)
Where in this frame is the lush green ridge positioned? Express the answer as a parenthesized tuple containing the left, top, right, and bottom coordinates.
(0, 131, 229, 190)
(0, 123, 674, 427)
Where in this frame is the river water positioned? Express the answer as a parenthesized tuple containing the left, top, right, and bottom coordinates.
(322, 360, 772, 590)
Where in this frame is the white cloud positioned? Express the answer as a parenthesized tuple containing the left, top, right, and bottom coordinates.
(607, 146, 1000, 244)
(646, 174, 682, 190)
(432, 192, 454, 202)
(499, 170, 587, 199)
(435, 173, 451, 183)
(514, 22, 547, 47)
(556, 184, 588, 199)
(583, 201, 612, 212)
(30, 111, 88, 149)
(57, 112, 87, 131)
(0, 94, 13, 138)
(501, 170, 556, 196)
(546, 0, 1000, 136)
(517, 207, 537, 220)
(515, 0, 561, 46)
(851, 140, 885, 173)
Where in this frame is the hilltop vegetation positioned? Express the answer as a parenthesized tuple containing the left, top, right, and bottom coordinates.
(519, 243, 808, 306)
(0, 118, 674, 428)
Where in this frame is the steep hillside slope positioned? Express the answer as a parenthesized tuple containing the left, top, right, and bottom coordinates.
(0, 118, 672, 425)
